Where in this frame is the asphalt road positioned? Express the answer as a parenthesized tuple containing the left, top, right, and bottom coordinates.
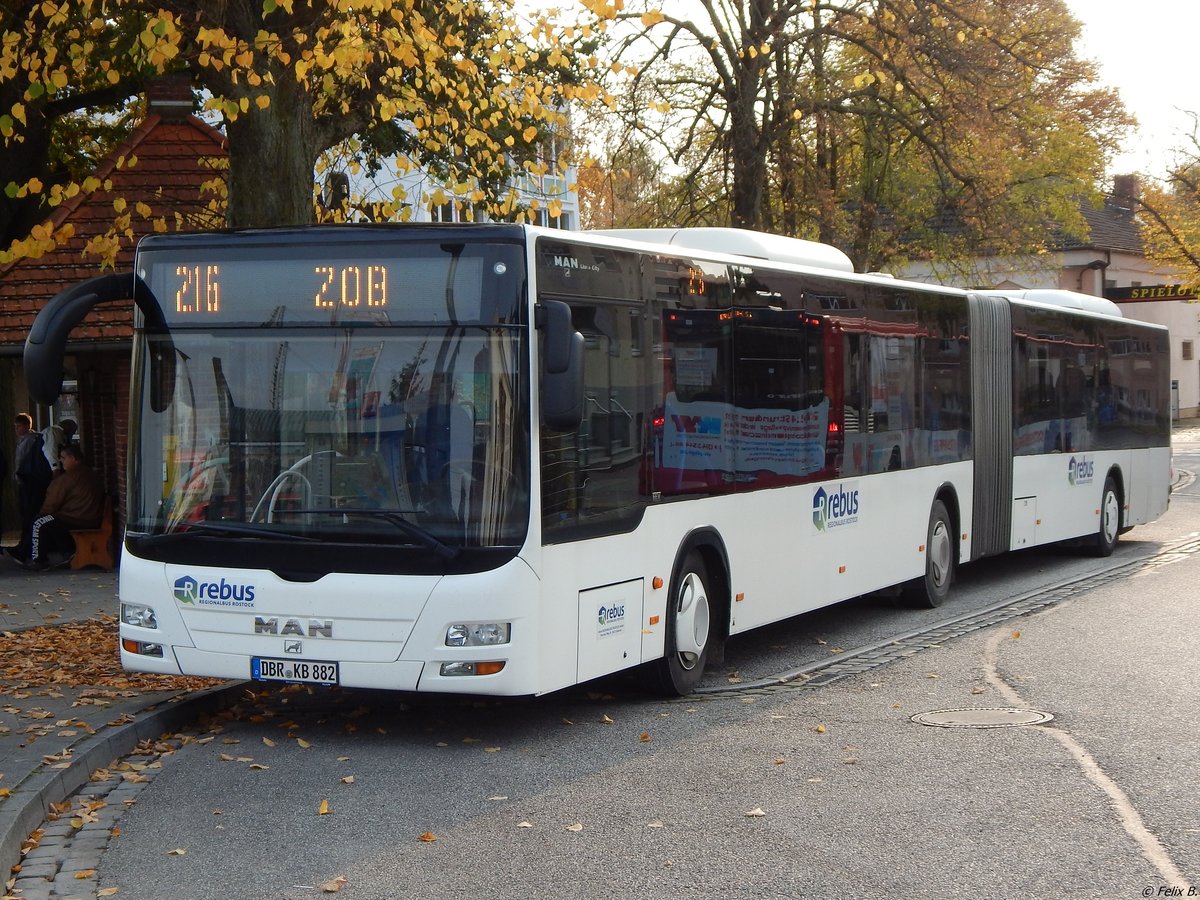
(92, 447, 1200, 899)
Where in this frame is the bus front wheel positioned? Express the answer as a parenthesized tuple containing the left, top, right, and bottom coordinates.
(1092, 476, 1122, 558)
(651, 550, 712, 696)
(904, 499, 955, 608)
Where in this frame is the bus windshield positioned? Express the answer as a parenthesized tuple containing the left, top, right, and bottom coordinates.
(126, 237, 530, 567)
(130, 326, 528, 557)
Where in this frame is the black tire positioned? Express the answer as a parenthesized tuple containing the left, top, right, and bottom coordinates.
(651, 550, 713, 696)
(1092, 476, 1121, 558)
(903, 499, 955, 608)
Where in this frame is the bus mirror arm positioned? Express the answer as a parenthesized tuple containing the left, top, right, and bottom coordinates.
(24, 272, 177, 411)
(536, 301, 584, 431)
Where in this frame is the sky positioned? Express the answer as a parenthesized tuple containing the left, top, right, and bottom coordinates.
(1065, 0, 1195, 178)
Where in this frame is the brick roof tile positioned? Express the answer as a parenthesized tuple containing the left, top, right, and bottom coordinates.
(0, 113, 227, 349)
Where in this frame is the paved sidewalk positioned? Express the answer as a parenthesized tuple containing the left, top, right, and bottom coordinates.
(0, 563, 232, 886)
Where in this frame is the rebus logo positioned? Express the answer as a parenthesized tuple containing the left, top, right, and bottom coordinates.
(812, 483, 861, 531)
(173, 575, 199, 604)
(172, 574, 256, 608)
(1068, 456, 1095, 486)
(598, 604, 626, 625)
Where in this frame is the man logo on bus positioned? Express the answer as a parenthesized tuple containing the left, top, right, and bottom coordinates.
(812, 483, 860, 531)
(1068, 456, 1095, 486)
(174, 575, 199, 604)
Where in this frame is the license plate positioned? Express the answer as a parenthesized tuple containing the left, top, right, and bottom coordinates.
(251, 657, 339, 686)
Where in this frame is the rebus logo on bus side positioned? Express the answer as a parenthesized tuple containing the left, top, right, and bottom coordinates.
(597, 603, 626, 639)
(1068, 456, 1095, 486)
(812, 483, 861, 531)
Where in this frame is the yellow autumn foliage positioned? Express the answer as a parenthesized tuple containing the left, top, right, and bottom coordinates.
(2, 0, 615, 266)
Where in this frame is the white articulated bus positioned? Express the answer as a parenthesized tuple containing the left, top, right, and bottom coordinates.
(25, 225, 1171, 696)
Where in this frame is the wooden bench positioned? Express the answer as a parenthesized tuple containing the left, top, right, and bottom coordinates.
(70, 495, 115, 570)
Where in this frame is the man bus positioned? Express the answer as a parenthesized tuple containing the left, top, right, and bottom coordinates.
(24, 225, 1170, 696)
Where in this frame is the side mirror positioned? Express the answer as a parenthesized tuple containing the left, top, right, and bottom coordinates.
(24, 273, 176, 412)
(537, 300, 584, 431)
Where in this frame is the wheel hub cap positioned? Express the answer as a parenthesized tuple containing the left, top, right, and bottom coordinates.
(929, 521, 951, 588)
(1102, 491, 1119, 542)
(674, 573, 709, 670)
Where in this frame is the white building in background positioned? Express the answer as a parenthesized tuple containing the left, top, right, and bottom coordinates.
(899, 176, 1200, 419)
(334, 133, 580, 231)
(409, 168, 579, 230)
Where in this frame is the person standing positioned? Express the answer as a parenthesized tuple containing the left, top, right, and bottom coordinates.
(9, 445, 103, 569)
(11, 414, 52, 553)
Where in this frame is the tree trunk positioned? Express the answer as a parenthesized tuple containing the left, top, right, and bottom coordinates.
(0, 102, 52, 245)
(729, 76, 767, 230)
(223, 77, 319, 228)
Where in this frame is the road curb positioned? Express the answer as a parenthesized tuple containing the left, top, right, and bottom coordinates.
(0, 682, 244, 878)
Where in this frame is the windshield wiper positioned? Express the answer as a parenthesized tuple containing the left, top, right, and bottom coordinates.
(290, 508, 460, 561)
(149, 521, 321, 543)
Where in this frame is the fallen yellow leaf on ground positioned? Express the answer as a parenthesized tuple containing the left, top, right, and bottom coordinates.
(319, 875, 348, 893)
(318, 799, 330, 815)
(0, 619, 217, 695)
(418, 831, 437, 842)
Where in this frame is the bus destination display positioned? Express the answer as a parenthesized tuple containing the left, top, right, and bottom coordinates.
(172, 263, 390, 315)
(141, 240, 522, 326)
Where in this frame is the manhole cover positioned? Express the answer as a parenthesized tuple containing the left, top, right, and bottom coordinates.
(911, 707, 1054, 728)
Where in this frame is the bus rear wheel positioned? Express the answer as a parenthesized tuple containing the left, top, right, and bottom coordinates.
(1092, 476, 1121, 558)
(651, 550, 712, 696)
(904, 499, 954, 609)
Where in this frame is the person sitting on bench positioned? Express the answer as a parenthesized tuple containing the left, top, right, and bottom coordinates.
(6, 445, 104, 570)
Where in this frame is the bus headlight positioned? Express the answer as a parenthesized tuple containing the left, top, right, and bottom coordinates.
(121, 602, 158, 629)
(445, 623, 511, 647)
